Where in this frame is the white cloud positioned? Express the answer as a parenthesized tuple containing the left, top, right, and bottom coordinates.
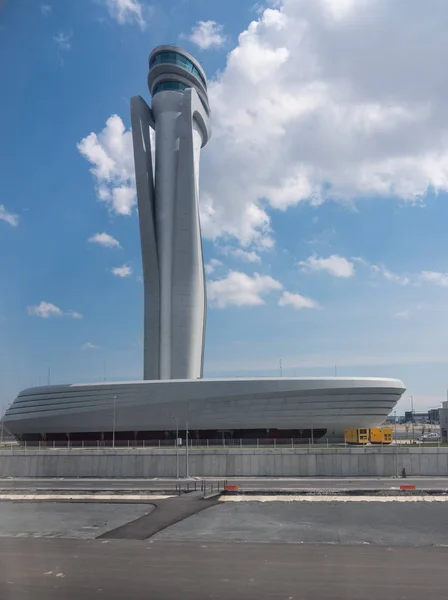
(200, 1, 448, 246)
(220, 247, 261, 263)
(66, 310, 83, 319)
(27, 301, 82, 319)
(278, 291, 320, 310)
(41, 4, 51, 16)
(0, 205, 19, 227)
(111, 264, 132, 277)
(88, 232, 121, 248)
(99, 0, 147, 28)
(208, 271, 282, 308)
(188, 20, 226, 50)
(28, 302, 62, 319)
(81, 342, 100, 350)
(204, 258, 223, 275)
(78, 115, 136, 216)
(393, 309, 411, 320)
(299, 254, 354, 278)
(371, 264, 410, 286)
(419, 271, 448, 287)
(53, 32, 72, 51)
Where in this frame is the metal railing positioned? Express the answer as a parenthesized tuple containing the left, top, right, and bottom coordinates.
(174, 479, 228, 495)
(0, 437, 445, 451)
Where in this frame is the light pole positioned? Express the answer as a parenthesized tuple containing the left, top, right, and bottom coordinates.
(174, 417, 179, 479)
(394, 409, 398, 477)
(411, 395, 414, 442)
(185, 421, 189, 478)
(112, 395, 117, 449)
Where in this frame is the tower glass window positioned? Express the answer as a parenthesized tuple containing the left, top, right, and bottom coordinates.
(153, 81, 190, 95)
(150, 51, 206, 87)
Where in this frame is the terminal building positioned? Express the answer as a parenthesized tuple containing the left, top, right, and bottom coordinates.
(2, 46, 406, 442)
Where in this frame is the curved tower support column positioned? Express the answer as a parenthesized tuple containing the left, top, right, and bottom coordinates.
(171, 89, 209, 379)
(130, 95, 160, 380)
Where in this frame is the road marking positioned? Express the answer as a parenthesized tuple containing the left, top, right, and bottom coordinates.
(219, 495, 448, 502)
(0, 494, 174, 501)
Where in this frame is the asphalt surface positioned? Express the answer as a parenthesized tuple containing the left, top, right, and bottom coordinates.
(227, 477, 448, 491)
(100, 491, 219, 540)
(0, 477, 194, 492)
(0, 502, 153, 539)
(154, 501, 448, 545)
(1, 476, 447, 491)
(0, 538, 447, 600)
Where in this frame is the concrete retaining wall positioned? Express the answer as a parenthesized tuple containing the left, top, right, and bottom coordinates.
(0, 447, 447, 478)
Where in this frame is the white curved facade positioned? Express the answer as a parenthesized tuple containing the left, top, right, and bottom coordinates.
(131, 45, 210, 380)
(3, 378, 405, 441)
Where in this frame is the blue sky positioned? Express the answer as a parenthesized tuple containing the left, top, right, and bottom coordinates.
(2, 0, 448, 415)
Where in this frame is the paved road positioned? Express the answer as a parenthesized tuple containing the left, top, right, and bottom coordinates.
(0, 476, 447, 491)
(154, 501, 448, 545)
(0, 502, 153, 539)
(0, 477, 191, 492)
(0, 538, 447, 600)
(231, 476, 448, 490)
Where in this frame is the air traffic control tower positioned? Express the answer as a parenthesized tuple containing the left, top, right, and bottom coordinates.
(130, 46, 211, 381)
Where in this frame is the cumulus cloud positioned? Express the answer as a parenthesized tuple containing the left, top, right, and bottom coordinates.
(219, 246, 261, 263)
(393, 309, 411, 320)
(78, 115, 136, 216)
(88, 232, 121, 248)
(278, 291, 320, 310)
(200, 0, 448, 246)
(371, 264, 410, 285)
(188, 20, 226, 49)
(419, 271, 448, 286)
(27, 301, 82, 319)
(66, 310, 83, 319)
(204, 258, 223, 275)
(299, 254, 354, 278)
(353, 257, 410, 285)
(111, 264, 132, 277)
(0, 205, 19, 227)
(41, 4, 51, 16)
(53, 32, 72, 51)
(99, 0, 147, 28)
(208, 271, 282, 307)
(81, 342, 100, 350)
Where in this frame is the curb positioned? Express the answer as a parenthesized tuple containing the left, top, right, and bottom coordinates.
(222, 488, 448, 496)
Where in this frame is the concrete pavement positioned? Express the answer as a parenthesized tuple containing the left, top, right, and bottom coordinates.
(100, 491, 219, 540)
(154, 501, 448, 545)
(1, 483, 448, 598)
(0, 502, 154, 539)
(1, 476, 448, 492)
(230, 476, 448, 491)
(0, 539, 447, 600)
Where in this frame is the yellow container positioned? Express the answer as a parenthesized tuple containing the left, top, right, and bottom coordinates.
(369, 427, 393, 444)
(344, 428, 369, 444)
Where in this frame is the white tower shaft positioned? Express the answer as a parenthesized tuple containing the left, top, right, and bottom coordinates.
(131, 45, 210, 380)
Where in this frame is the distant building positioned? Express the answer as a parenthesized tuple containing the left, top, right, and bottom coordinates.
(404, 410, 432, 423)
(428, 408, 440, 424)
(440, 402, 448, 442)
(404, 409, 440, 423)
